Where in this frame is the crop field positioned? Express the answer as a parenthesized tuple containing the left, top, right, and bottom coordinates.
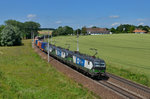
(0, 40, 97, 99)
(51, 34, 150, 87)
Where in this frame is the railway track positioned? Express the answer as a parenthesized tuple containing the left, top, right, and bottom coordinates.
(107, 73, 150, 94)
(35, 46, 150, 99)
(98, 73, 150, 99)
(99, 81, 145, 99)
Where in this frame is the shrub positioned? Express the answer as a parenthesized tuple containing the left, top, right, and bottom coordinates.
(0, 25, 22, 46)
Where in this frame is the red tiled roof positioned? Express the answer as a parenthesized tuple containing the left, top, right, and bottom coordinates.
(133, 29, 146, 33)
(86, 28, 107, 32)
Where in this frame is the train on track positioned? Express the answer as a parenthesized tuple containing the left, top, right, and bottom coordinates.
(34, 37, 106, 78)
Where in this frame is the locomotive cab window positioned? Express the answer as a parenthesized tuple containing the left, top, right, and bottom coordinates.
(100, 63, 105, 67)
(94, 61, 105, 67)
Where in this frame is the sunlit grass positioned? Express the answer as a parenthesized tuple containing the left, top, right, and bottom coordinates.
(52, 34, 150, 87)
(0, 40, 98, 99)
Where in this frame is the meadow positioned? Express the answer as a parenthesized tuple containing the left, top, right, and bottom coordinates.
(51, 34, 150, 87)
(0, 40, 97, 99)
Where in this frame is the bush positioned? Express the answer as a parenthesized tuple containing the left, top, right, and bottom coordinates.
(0, 25, 22, 46)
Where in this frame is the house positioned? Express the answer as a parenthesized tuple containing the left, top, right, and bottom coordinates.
(133, 29, 146, 34)
(86, 28, 111, 35)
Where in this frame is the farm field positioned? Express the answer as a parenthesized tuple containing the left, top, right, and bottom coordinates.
(0, 40, 97, 99)
(51, 34, 150, 87)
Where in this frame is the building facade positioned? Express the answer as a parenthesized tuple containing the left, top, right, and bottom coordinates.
(86, 28, 111, 35)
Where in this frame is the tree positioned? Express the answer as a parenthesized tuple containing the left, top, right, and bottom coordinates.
(74, 29, 81, 35)
(1, 25, 22, 46)
(92, 26, 97, 28)
(52, 26, 73, 36)
(0, 25, 5, 33)
(110, 27, 116, 33)
(63, 26, 73, 35)
(81, 26, 87, 35)
(0, 25, 5, 45)
(115, 24, 136, 33)
(5, 20, 24, 37)
(137, 25, 149, 32)
(23, 21, 40, 39)
(129, 26, 135, 33)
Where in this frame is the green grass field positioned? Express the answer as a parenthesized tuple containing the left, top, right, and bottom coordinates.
(51, 34, 150, 87)
(0, 40, 98, 99)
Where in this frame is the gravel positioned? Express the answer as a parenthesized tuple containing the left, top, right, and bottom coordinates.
(34, 47, 128, 99)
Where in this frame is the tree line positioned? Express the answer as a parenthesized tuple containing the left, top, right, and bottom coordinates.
(52, 26, 87, 36)
(53, 24, 150, 36)
(0, 20, 40, 46)
(110, 24, 150, 33)
(0, 19, 150, 46)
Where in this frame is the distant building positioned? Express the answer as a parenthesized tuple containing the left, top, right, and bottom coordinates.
(133, 29, 146, 34)
(86, 28, 111, 35)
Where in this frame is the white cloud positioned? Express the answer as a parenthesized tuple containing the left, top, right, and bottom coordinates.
(55, 21, 62, 24)
(109, 15, 120, 19)
(138, 22, 144, 26)
(111, 22, 120, 26)
(27, 14, 37, 21)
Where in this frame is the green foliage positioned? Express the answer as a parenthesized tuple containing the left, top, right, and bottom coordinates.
(81, 26, 87, 35)
(0, 40, 97, 99)
(53, 26, 73, 36)
(1, 25, 22, 46)
(110, 27, 116, 33)
(5, 20, 24, 29)
(116, 24, 135, 33)
(0, 25, 5, 33)
(24, 21, 40, 39)
(74, 29, 81, 35)
(112, 24, 150, 33)
(4, 19, 41, 39)
(92, 26, 97, 28)
(137, 25, 149, 32)
(5, 20, 24, 38)
(107, 65, 149, 86)
(52, 34, 150, 87)
(0, 25, 5, 45)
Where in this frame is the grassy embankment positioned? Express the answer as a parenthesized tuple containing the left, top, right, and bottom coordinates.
(0, 40, 98, 99)
(51, 34, 150, 87)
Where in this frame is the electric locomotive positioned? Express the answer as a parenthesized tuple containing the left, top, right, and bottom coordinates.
(35, 39, 106, 78)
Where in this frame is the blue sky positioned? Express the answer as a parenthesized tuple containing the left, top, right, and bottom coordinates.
(0, 0, 150, 29)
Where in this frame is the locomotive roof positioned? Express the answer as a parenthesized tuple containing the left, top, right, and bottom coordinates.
(39, 40, 105, 62)
(54, 45, 104, 62)
(74, 51, 103, 62)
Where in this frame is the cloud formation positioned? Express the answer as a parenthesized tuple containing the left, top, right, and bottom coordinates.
(55, 21, 62, 24)
(111, 22, 120, 26)
(27, 14, 37, 21)
(138, 22, 144, 25)
(109, 15, 120, 19)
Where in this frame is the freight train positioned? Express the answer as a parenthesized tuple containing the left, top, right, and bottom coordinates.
(34, 37, 106, 78)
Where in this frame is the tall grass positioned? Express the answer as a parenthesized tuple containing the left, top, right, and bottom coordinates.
(0, 40, 98, 99)
(52, 34, 150, 87)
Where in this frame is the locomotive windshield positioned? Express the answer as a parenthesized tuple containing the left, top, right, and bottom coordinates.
(94, 61, 105, 67)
